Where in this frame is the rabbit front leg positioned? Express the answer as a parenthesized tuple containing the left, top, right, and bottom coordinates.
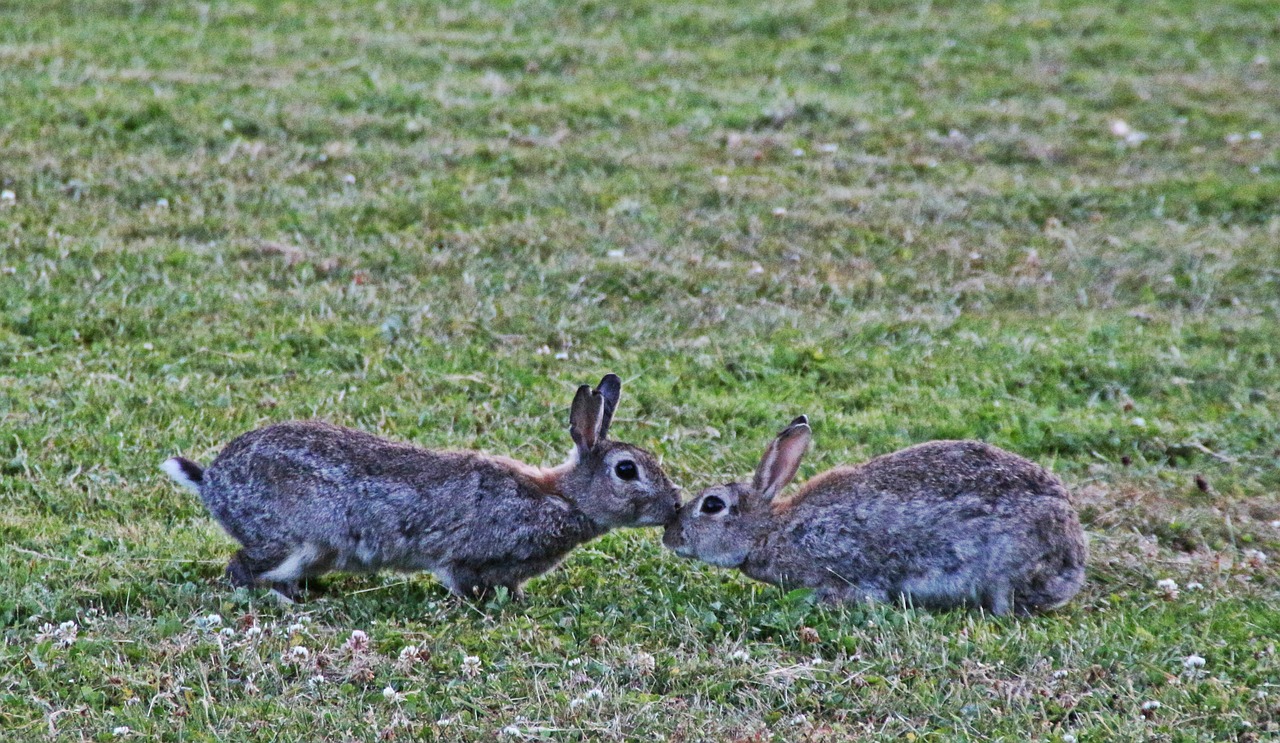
(817, 584, 889, 607)
(440, 564, 498, 600)
(981, 577, 1014, 617)
(440, 563, 535, 601)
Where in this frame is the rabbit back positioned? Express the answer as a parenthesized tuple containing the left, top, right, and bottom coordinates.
(753, 441, 1086, 614)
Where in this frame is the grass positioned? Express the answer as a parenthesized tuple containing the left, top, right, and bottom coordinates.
(1, 0, 1278, 739)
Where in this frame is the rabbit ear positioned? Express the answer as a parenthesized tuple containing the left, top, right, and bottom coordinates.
(570, 384, 606, 454)
(594, 374, 622, 440)
(751, 416, 811, 502)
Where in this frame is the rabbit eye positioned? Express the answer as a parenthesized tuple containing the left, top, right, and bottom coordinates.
(700, 495, 726, 514)
(614, 460, 639, 481)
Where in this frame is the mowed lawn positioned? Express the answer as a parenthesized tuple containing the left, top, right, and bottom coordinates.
(2, 0, 1279, 740)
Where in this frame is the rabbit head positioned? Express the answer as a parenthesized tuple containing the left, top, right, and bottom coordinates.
(664, 415, 811, 568)
(560, 374, 681, 529)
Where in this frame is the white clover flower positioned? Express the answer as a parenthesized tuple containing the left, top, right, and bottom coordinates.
(818, 143, 839, 153)
(1183, 654, 1206, 670)
(1141, 700, 1161, 711)
(461, 655, 482, 678)
(1053, 669, 1069, 679)
(1109, 120, 1148, 146)
(500, 725, 522, 737)
(286, 622, 306, 634)
(245, 626, 263, 639)
(0, 190, 15, 203)
(383, 685, 402, 702)
(1156, 578, 1179, 599)
(283, 646, 310, 664)
(730, 649, 751, 662)
(1186, 581, 1204, 591)
(399, 645, 421, 662)
(771, 207, 788, 217)
(584, 688, 605, 700)
(437, 716, 457, 727)
(341, 629, 370, 654)
(308, 675, 326, 688)
(1062, 734, 1077, 743)
(554, 351, 569, 360)
(1225, 133, 1244, 145)
(566, 657, 582, 667)
(51, 621, 78, 647)
(342, 173, 356, 185)
(156, 197, 169, 208)
(219, 627, 236, 639)
(1243, 549, 1268, 569)
(626, 651, 655, 675)
(791, 148, 805, 157)
(112, 726, 132, 737)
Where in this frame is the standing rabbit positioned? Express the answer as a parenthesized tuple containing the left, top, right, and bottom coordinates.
(163, 374, 680, 601)
(664, 416, 1087, 615)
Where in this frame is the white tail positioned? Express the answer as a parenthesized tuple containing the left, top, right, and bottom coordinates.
(161, 457, 203, 494)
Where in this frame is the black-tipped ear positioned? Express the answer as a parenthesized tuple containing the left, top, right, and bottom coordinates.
(594, 374, 622, 439)
(570, 383, 605, 454)
(751, 417, 812, 502)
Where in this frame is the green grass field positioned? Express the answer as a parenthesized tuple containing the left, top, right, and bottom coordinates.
(2, 0, 1279, 739)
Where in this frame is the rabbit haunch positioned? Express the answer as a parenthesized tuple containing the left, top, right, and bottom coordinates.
(163, 374, 680, 600)
(664, 417, 1087, 616)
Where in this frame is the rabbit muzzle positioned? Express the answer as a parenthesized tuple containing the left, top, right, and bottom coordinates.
(631, 488, 681, 528)
(662, 519, 694, 557)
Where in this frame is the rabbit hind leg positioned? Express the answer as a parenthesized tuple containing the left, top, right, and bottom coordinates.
(226, 550, 259, 589)
(224, 548, 300, 601)
(250, 543, 327, 600)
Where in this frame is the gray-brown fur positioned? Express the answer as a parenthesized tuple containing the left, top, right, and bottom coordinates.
(664, 417, 1087, 616)
(163, 375, 680, 600)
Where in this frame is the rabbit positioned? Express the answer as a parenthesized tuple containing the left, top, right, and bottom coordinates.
(162, 374, 680, 601)
(663, 416, 1087, 616)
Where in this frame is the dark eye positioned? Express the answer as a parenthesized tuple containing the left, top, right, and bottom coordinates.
(614, 460, 638, 481)
(700, 495, 726, 514)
